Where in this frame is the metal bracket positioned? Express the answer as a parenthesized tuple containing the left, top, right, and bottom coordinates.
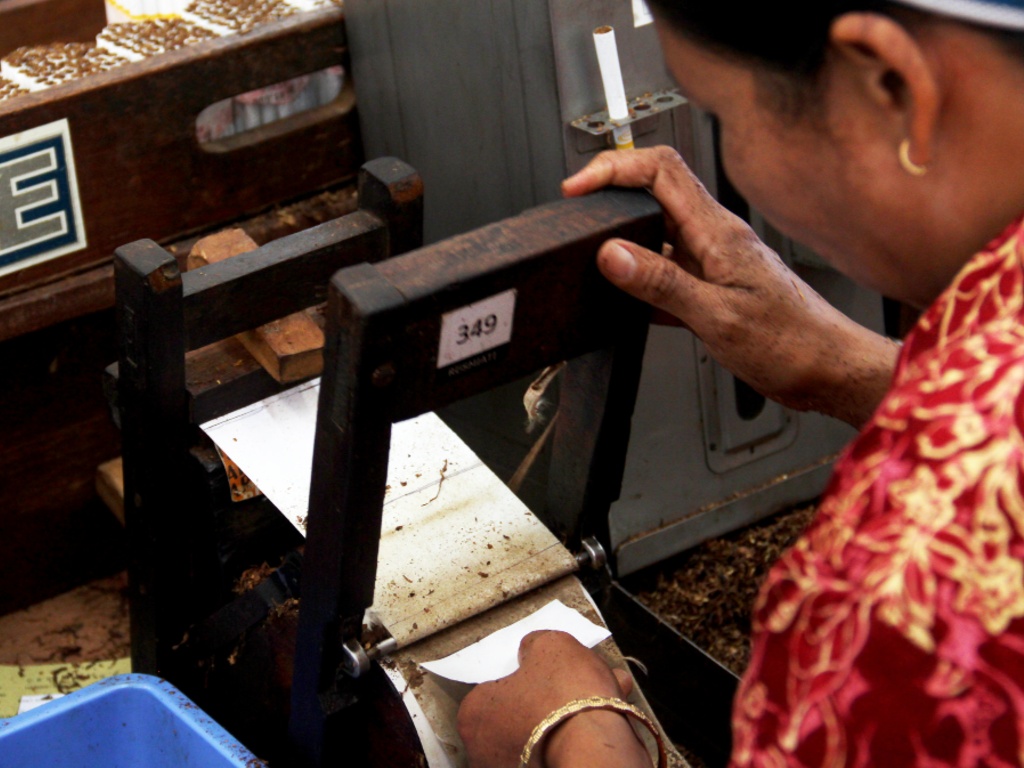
(337, 636, 399, 679)
(570, 90, 687, 137)
(339, 638, 371, 678)
(575, 536, 608, 570)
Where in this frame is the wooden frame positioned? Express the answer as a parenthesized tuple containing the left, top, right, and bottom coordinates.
(290, 188, 663, 765)
(114, 157, 421, 678)
(1, 8, 360, 341)
(115, 177, 744, 765)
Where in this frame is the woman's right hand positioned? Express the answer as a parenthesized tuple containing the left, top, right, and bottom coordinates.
(564, 147, 899, 427)
(458, 631, 650, 768)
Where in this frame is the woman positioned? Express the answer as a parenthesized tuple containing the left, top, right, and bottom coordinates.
(457, 1, 1024, 766)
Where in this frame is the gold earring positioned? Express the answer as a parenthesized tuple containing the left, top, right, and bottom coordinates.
(899, 139, 927, 177)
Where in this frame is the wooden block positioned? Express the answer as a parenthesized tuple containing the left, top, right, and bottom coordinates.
(186, 229, 261, 271)
(96, 456, 125, 525)
(238, 317, 324, 383)
(188, 229, 324, 383)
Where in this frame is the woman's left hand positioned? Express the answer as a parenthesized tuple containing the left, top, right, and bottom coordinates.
(457, 630, 651, 767)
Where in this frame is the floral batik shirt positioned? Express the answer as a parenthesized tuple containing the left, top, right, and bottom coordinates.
(731, 218, 1024, 767)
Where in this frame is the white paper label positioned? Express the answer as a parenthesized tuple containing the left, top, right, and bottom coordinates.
(0, 118, 87, 279)
(437, 289, 516, 369)
(632, 0, 654, 27)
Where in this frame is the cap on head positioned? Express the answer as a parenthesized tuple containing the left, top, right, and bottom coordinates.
(894, 0, 1024, 29)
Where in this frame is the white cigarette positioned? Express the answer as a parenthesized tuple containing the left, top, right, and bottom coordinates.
(593, 25, 634, 149)
(593, 26, 629, 120)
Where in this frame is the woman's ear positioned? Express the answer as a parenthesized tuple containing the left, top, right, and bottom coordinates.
(829, 12, 940, 167)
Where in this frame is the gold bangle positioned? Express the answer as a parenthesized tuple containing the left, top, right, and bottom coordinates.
(518, 696, 668, 768)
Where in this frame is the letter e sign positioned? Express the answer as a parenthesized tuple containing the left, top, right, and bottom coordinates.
(0, 118, 87, 278)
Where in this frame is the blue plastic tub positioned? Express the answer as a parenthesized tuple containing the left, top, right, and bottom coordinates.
(0, 673, 261, 767)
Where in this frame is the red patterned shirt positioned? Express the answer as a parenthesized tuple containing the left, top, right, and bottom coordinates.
(732, 218, 1024, 767)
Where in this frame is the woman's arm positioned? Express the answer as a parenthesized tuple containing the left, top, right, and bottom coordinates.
(565, 147, 900, 428)
(458, 631, 653, 767)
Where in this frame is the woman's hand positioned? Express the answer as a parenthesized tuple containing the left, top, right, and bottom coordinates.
(457, 631, 652, 768)
(564, 147, 900, 428)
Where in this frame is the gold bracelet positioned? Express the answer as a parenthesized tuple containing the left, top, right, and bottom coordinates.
(518, 695, 668, 768)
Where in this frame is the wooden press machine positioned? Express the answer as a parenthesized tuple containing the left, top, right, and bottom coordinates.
(114, 157, 738, 767)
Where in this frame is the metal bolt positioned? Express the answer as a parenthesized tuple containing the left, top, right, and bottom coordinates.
(339, 637, 370, 679)
(366, 637, 398, 661)
(160, 263, 180, 281)
(575, 537, 608, 570)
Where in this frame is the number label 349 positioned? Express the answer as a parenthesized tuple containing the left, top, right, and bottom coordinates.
(456, 314, 499, 344)
(437, 289, 516, 369)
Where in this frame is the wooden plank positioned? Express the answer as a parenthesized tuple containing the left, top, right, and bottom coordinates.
(188, 228, 324, 383)
(0, 184, 359, 343)
(182, 212, 385, 350)
(238, 319, 323, 383)
(96, 456, 125, 525)
(186, 228, 260, 271)
(185, 338, 284, 424)
(106, 317, 329, 426)
(0, 264, 113, 343)
(0, 309, 124, 616)
(181, 158, 422, 351)
(100, 160, 415, 428)
(115, 239, 192, 675)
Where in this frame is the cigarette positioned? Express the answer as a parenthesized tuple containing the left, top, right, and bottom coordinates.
(593, 25, 634, 150)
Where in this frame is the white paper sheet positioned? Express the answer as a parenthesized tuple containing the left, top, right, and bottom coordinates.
(199, 378, 320, 530)
(17, 693, 63, 714)
(199, 380, 486, 534)
(418, 600, 610, 684)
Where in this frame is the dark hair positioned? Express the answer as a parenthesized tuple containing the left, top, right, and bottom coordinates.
(647, 0, 1024, 77)
(645, 0, 903, 77)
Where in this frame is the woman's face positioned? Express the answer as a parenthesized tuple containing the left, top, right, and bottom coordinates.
(656, 21, 927, 303)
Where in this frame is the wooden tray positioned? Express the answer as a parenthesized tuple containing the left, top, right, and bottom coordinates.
(0, 0, 106, 59)
(0, 7, 360, 340)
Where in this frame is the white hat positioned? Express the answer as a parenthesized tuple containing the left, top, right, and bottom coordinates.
(895, 0, 1024, 29)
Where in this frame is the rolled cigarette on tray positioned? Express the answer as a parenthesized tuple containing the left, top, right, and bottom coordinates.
(1, 0, 346, 126)
(593, 25, 634, 150)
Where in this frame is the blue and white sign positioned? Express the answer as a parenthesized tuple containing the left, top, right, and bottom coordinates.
(0, 118, 87, 279)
